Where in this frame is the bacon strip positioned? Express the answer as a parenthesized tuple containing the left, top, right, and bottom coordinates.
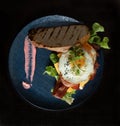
(90, 61, 100, 80)
(22, 36, 36, 89)
(52, 75, 80, 99)
(52, 78, 69, 99)
(60, 75, 79, 89)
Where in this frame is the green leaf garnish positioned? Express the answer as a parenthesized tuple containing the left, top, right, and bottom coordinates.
(68, 46, 84, 62)
(92, 22, 104, 34)
(43, 66, 59, 80)
(89, 22, 110, 49)
(62, 90, 76, 105)
(68, 46, 84, 75)
(89, 35, 101, 43)
(50, 53, 59, 64)
(99, 37, 110, 49)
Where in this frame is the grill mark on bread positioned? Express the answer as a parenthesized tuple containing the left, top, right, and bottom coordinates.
(37, 28, 43, 34)
(56, 26, 61, 38)
(69, 26, 76, 40)
(63, 26, 70, 40)
(66, 26, 76, 42)
(47, 27, 62, 46)
(70, 25, 83, 43)
(41, 28, 48, 39)
(49, 27, 61, 44)
(48, 28, 56, 44)
(48, 28, 54, 39)
(56, 26, 69, 44)
(64, 26, 70, 36)
(33, 28, 46, 42)
(62, 25, 76, 45)
(43, 28, 54, 42)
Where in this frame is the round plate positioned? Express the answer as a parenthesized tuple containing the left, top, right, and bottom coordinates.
(8, 15, 103, 111)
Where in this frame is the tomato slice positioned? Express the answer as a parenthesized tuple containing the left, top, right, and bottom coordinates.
(71, 84, 79, 90)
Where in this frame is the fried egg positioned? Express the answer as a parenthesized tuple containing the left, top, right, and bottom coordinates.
(58, 45, 96, 84)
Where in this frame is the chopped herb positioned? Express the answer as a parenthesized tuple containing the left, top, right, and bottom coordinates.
(68, 46, 84, 75)
(71, 63, 81, 75)
(75, 68, 80, 75)
(69, 46, 84, 62)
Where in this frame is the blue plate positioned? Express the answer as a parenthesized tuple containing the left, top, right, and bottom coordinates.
(8, 15, 104, 111)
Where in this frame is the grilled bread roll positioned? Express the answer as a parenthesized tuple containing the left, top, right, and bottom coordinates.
(28, 24, 90, 52)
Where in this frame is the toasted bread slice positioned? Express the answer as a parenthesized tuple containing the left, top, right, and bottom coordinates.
(28, 24, 90, 52)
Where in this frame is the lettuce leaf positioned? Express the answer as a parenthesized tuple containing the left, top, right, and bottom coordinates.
(50, 53, 59, 64)
(43, 66, 59, 80)
(89, 22, 110, 49)
(62, 90, 76, 105)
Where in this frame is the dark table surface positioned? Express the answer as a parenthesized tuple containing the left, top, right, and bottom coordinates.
(0, 0, 120, 125)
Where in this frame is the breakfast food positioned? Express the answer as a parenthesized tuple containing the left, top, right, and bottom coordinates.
(28, 25, 90, 52)
(43, 43, 98, 104)
(28, 22, 110, 104)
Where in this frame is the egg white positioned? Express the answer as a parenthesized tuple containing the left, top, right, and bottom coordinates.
(58, 46, 96, 84)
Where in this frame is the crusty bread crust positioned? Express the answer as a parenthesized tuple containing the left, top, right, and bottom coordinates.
(31, 41, 71, 52)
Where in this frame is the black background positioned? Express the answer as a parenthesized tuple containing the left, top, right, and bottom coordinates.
(0, 0, 120, 125)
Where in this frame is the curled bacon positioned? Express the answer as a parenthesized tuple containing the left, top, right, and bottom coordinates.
(90, 61, 100, 80)
(52, 75, 79, 99)
(52, 78, 69, 99)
